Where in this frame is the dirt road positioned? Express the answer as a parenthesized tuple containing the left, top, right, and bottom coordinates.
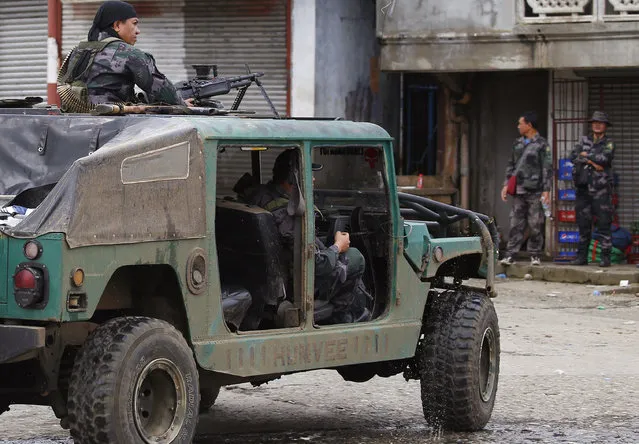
(1, 279, 638, 443)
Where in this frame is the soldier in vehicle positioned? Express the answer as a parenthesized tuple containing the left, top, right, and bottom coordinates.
(246, 149, 371, 324)
(57, 1, 188, 112)
(569, 111, 615, 267)
(500, 111, 552, 266)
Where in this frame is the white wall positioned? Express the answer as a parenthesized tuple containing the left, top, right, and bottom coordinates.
(290, 0, 316, 117)
(377, 0, 514, 35)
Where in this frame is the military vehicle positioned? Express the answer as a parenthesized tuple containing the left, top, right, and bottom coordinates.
(0, 96, 499, 443)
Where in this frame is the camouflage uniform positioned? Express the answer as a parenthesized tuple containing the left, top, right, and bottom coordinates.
(62, 32, 183, 107)
(570, 135, 615, 258)
(503, 133, 553, 257)
(247, 182, 370, 323)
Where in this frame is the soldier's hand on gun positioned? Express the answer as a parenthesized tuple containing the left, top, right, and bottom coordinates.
(184, 98, 195, 107)
(334, 231, 350, 253)
(500, 185, 508, 202)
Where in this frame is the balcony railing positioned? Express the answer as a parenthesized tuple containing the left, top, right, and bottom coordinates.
(519, 0, 639, 23)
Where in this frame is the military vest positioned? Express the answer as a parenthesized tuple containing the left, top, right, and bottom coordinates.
(574, 135, 614, 190)
(57, 38, 121, 113)
(512, 136, 548, 192)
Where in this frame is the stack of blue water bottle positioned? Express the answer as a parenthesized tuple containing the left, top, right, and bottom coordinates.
(556, 158, 580, 261)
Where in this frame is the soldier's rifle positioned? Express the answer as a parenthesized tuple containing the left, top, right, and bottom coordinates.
(92, 104, 254, 116)
(174, 65, 280, 118)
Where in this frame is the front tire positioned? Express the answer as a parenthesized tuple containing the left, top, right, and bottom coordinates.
(67, 317, 199, 443)
(419, 290, 500, 431)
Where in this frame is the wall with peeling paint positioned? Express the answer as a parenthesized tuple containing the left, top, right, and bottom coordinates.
(377, 0, 514, 34)
(376, 0, 639, 72)
(314, 0, 380, 122)
(469, 70, 549, 247)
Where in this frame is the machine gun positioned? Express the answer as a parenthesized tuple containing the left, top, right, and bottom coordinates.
(174, 64, 279, 118)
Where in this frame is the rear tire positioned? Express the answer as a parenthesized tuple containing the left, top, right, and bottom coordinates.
(419, 290, 500, 431)
(67, 316, 199, 443)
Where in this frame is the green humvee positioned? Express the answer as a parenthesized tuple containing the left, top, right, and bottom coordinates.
(0, 108, 499, 443)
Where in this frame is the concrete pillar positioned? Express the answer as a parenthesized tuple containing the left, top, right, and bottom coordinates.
(47, 0, 62, 106)
(290, 0, 316, 117)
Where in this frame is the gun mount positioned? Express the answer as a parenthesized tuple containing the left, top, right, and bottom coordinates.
(174, 64, 280, 118)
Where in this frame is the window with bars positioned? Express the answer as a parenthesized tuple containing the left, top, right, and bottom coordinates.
(520, 0, 639, 22)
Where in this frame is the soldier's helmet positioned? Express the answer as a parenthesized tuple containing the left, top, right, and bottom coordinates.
(589, 111, 612, 127)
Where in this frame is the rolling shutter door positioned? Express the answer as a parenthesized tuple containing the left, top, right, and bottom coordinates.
(184, 0, 288, 115)
(61, 1, 188, 82)
(589, 80, 639, 230)
(0, 1, 48, 99)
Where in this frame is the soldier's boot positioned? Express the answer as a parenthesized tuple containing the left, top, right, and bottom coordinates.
(599, 250, 611, 268)
(569, 253, 588, 266)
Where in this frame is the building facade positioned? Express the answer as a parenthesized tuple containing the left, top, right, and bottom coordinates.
(377, 0, 639, 257)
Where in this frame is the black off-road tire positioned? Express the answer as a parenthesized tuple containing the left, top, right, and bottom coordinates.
(199, 386, 221, 412)
(67, 317, 200, 443)
(419, 290, 500, 432)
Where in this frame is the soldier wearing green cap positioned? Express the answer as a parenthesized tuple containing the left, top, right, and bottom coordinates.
(570, 111, 615, 267)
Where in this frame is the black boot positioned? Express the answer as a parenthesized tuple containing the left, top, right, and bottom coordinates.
(570, 254, 588, 265)
(599, 251, 611, 268)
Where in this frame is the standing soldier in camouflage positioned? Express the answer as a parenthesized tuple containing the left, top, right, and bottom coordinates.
(569, 111, 615, 267)
(500, 111, 552, 266)
(57, 1, 187, 112)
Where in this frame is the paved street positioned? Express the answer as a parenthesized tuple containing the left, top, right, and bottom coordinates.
(1, 278, 638, 443)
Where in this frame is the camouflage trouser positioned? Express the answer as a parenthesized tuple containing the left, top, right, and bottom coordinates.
(315, 248, 370, 323)
(576, 187, 612, 254)
(505, 192, 545, 257)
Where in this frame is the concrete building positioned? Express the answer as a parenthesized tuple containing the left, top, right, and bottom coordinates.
(7, 1, 635, 259)
(377, 0, 639, 258)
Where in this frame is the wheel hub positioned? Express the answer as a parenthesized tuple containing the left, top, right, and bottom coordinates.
(479, 327, 497, 402)
(134, 358, 187, 443)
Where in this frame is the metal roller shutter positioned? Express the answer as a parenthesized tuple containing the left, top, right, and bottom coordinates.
(61, 1, 188, 82)
(184, 0, 288, 115)
(61, 0, 288, 115)
(0, 1, 48, 99)
(588, 79, 639, 230)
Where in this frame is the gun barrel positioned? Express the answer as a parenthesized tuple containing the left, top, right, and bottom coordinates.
(175, 71, 266, 102)
(226, 72, 264, 82)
